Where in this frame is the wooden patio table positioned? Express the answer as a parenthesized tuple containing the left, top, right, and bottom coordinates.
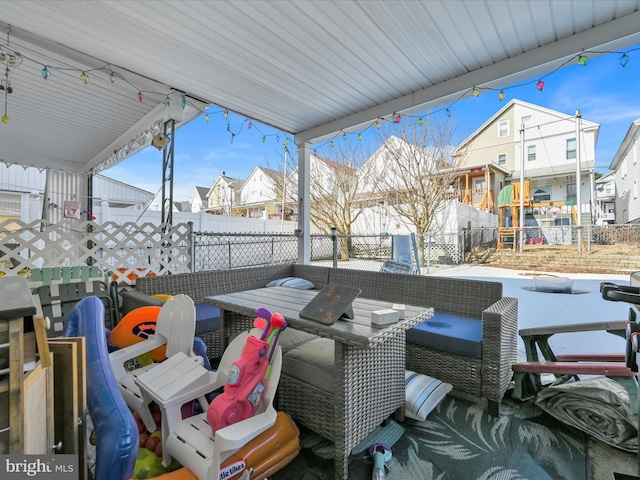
(205, 285, 433, 480)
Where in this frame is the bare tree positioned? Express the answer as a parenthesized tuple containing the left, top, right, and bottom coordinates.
(266, 139, 382, 258)
(372, 116, 465, 235)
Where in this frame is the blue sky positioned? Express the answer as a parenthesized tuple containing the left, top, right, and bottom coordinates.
(104, 45, 640, 202)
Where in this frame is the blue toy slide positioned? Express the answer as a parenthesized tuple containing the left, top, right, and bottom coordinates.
(65, 296, 139, 480)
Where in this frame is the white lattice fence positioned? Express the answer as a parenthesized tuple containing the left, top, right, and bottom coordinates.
(0, 219, 193, 285)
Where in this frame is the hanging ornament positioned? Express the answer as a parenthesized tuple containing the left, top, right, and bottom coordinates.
(375, 119, 381, 129)
(223, 110, 228, 119)
(204, 113, 210, 122)
(418, 117, 424, 126)
(358, 133, 363, 141)
(108, 71, 116, 83)
(497, 90, 505, 101)
(313, 149, 318, 156)
(577, 55, 587, 66)
(395, 115, 401, 123)
(284, 137, 289, 144)
(181, 97, 187, 109)
(445, 108, 451, 117)
(619, 53, 630, 68)
(471, 87, 480, 97)
(330, 141, 334, 147)
(164, 96, 172, 106)
(0, 28, 22, 125)
(536, 80, 545, 91)
(137, 91, 144, 101)
(41, 66, 50, 80)
(262, 135, 266, 142)
(80, 72, 89, 84)
(0, 29, 23, 68)
(248, 121, 252, 129)
(283, 145, 289, 153)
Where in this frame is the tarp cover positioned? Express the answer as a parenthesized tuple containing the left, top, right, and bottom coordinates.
(497, 185, 513, 207)
(535, 377, 638, 452)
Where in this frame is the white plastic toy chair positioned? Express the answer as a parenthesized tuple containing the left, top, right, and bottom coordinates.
(161, 329, 283, 479)
(109, 294, 200, 432)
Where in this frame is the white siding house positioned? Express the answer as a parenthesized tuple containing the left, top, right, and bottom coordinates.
(189, 186, 209, 213)
(238, 167, 280, 219)
(205, 172, 243, 215)
(594, 171, 616, 225)
(610, 118, 640, 224)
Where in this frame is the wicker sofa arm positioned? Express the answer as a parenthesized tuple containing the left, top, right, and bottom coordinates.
(480, 296, 518, 406)
(120, 289, 165, 317)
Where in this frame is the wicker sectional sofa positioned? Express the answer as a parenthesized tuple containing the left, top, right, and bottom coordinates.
(120, 264, 517, 412)
(119, 263, 517, 477)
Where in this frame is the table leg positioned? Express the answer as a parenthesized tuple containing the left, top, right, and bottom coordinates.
(221, 310, 256, 351)
(333, 333, 406, 480)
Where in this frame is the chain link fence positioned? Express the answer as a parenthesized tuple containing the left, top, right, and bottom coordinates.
(193, 232, 299, 271)
(465, 224, 640, 255)
(193, 232, 464, 273)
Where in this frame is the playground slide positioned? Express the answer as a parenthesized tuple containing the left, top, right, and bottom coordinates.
(65, 296, 139, 480)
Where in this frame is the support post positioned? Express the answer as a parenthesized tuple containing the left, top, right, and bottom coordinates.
(519, 124, 525, 253)
(295, 142, 311, 264)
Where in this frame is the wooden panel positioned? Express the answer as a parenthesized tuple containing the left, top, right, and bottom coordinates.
(0, 378, 8, 453)
(8, 317, 24, 453)
(48, 337, 87, 480)
(23, 353, 54, 453)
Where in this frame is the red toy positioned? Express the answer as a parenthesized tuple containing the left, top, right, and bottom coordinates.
(207, 309, 286, 433)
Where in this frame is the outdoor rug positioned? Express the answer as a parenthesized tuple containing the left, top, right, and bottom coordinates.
(269, 395, 589, 480)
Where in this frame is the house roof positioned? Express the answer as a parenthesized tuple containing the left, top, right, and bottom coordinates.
(453, 99, 601, 154)
(205, 174, 245, 198)
(609, 118, 640, 170)
(0, 1, 638, 175)
(195, 186, 209, 201)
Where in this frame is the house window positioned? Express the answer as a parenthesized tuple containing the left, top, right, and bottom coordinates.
(533, 186, 551, 202)
(498, 120, 509, 138)
(527, 145, 536, 161)
(566, 138, 576, 160)
(566, 183, 576, 203)
(521, 115, 531, 128)
(497, 153, 506, 165)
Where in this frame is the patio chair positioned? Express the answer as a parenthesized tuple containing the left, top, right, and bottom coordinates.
(511, 278, 639, 406)
(109, 294, 200, 432)
(161, 329, 283, 479)
(380, 233, 421, 274)
(33, 280, 118, 336)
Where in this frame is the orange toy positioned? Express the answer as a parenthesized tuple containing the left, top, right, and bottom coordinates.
(109, 306, 167, 362)
(139, 411, 300, 480)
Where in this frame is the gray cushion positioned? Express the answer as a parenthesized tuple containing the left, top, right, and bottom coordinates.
(278, 328, 318, 352)
(282, 337, 335, 393)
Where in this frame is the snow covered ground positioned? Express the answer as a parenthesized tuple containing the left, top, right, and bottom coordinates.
(429, 264, 633, 361)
